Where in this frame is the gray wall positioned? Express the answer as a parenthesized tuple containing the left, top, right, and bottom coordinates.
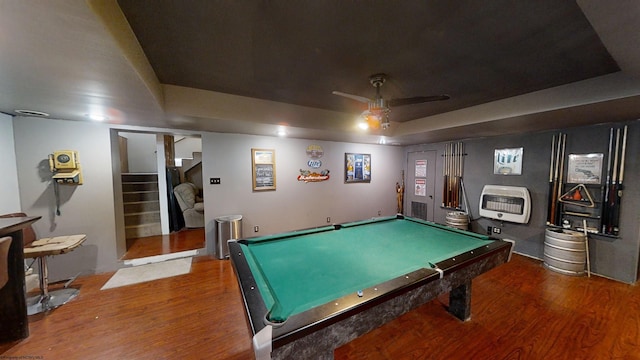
(175, 136, 202, 160)
(406, 120, 640, 283)
(118, 132, 158, 173)
(202, 133, 404, 252)
(9, 116, 403, 280)
(0, 113, 21, 214)
(12, 117, 118, 279)
(8, 114, 639, 283)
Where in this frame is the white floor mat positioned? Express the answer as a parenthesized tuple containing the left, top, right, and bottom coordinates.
(101, 257, 192, 290)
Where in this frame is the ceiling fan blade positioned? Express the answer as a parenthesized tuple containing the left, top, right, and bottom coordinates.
(332, 91, 371, 104)
(388, 95, 450, 107)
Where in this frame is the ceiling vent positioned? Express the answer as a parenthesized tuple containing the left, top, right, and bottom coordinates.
(14, 109, 50, 117)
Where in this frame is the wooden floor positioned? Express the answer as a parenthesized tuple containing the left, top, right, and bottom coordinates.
(122, 228, 205, 260)
(1, 254, 639, 359)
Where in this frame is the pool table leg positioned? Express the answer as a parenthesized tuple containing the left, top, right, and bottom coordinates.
(448, 280, 472, 321)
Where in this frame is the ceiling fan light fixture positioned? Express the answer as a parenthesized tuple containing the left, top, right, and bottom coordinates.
(367, 118, 380, 130)
(360, 107, 389, 131)
(333, 73, 449, 130)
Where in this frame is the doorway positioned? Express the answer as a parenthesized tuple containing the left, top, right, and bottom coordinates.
(114, 131, 205, 261)
(406, 151, 437, 221)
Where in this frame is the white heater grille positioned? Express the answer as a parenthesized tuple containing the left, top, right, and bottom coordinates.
(479, 185, 531, 224)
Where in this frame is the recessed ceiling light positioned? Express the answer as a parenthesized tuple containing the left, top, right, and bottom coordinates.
(15, 109, 50, 117)
(86, 113, 108, 121)
(276, 126, 287, 136)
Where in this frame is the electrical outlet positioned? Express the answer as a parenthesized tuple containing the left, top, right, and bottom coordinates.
(326, 217, 331, 223)
(487, 226, 492, 234)
(210, 177, 221, 184)
(493, 227, 501, 234)
(378, 210, 381, 216)
(254, 226, 259, 232)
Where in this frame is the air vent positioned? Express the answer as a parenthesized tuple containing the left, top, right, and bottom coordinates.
(411, 201, 428, 220)
(15, 109, 50, 117)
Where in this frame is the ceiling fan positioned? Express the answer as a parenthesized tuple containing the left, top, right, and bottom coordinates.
(333, 73, 449, 130)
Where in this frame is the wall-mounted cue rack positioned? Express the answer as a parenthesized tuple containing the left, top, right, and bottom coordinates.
(442, 142, 467, 210)
(546, 126, 628, 237)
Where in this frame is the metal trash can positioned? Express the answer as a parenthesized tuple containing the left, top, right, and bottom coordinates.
(215, 215, 242, 259)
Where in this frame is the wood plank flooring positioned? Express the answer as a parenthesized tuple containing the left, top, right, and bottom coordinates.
(122, 228, 205, 260)
(1, 254, 639, 359)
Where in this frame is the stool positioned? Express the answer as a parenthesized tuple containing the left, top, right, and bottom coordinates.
(24, 234, 86, 314)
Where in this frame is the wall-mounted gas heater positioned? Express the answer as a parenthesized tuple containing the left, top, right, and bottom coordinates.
(479, 185, 531, 224)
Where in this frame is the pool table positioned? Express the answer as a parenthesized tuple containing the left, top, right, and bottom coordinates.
(229, 215, 513, 359)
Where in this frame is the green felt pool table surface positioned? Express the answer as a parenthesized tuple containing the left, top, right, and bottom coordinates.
(239, 216, 494, 322)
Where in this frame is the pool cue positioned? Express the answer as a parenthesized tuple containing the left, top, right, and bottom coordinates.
(554, 134, 566, 226)
(448, 142, 451, 208)
(448, 142, 453, 208)
(461, 178, 472, 221)
(583, 219, 590, 277)
(601, 128, 614, 234)
(447, 142, 453, 207)
(606, 128, 621, 234)
(442, 144, 449, 207)
(449, 143, 454, 207)
(547, 134, 557, 225)
(454, 142, 459, 208)
(551, 134, 562, 225)
(452, 143, 459, 208)
(564, 210, 592, 217)
(442, 143, 448, 207)
(456, 142, 464, 209)
(401, 170, 405, 215)
(610, 125, 627, 236)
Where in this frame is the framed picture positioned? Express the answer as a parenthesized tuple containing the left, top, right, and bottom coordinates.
(494, 147, 523, 175)
(567, 153, 603, 184)
(252, 148, 276, 191)
(345, 153, 371, 183)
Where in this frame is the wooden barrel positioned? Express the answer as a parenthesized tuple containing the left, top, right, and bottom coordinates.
(543, 228, 586, 276)
(446, 211, 469, 231)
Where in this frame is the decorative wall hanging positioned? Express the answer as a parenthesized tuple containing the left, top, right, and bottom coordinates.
(252, 148, 276, 191)
(566, 153, 603, 184)
(297, 169, 330, 183)
(306, 144, 324, 159)
(345, 153, 371, 183)
(494, 147, 523, 175)
(297, 144, 330, 183)
(396, 170, 405, 214)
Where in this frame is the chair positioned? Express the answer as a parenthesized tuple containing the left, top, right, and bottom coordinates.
(0, 237, 11, 289)
(174, 182, 205, 228)
(0, 213, 86, 314)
